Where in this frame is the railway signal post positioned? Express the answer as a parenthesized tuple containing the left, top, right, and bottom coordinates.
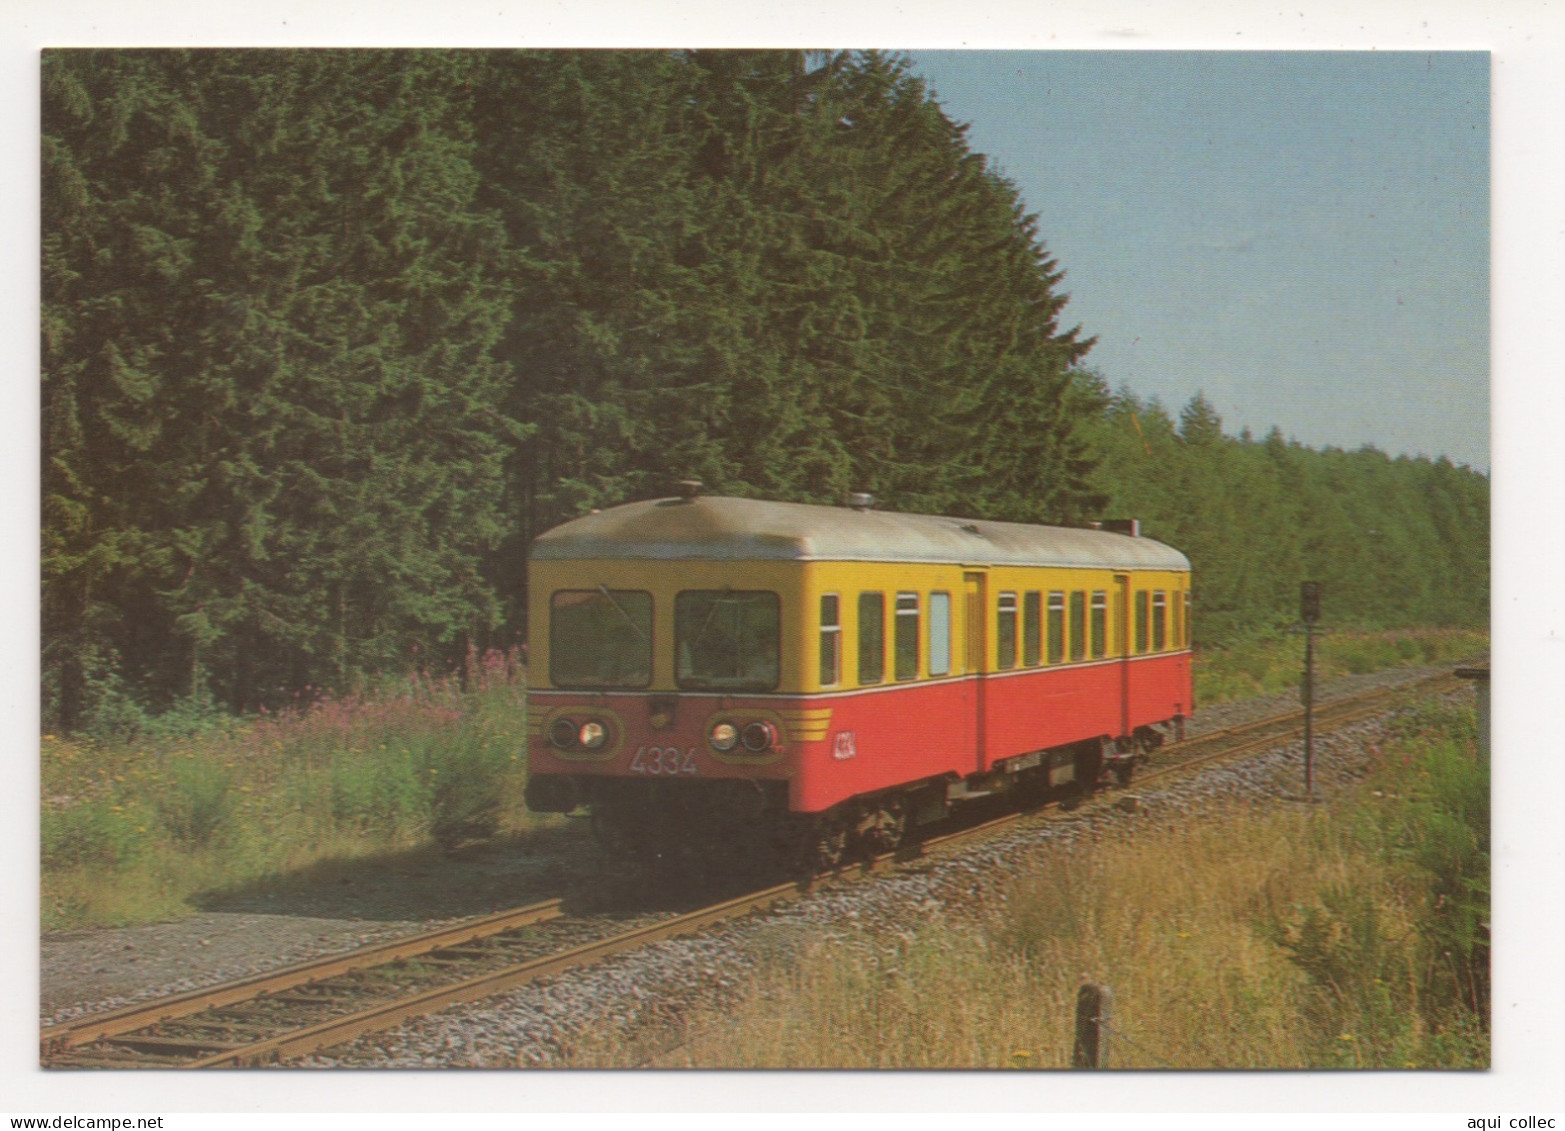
(1301, 581, 1322, 796)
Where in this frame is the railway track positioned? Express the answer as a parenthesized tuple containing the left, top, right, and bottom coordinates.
(41, 669, 1463, 1069)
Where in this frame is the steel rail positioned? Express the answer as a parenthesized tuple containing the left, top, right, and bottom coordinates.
(41, 898, 564, 1057)
(44, 667, 1464, 1068)
(182, 882, 804, 1067)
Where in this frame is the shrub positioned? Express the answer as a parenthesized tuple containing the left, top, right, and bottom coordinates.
(429, 725, 508, 849)
(40, 650, 539, 930)
(327, 744, 433, 834)
(155, 757, 233, 846)
(1384, 707, 1489, 1019)
(1266, 700, 1489, 1062)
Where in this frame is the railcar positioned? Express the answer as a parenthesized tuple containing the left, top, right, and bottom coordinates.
(522, 488, 1193, 866)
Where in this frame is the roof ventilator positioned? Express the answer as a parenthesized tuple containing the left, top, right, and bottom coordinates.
(845, 492, 875, 512)
(1100, 518, 1141, 537)
(675, 479, 704, 501)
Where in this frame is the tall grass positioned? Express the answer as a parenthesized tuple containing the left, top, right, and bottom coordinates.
(40, 627, 1485, 935)
(41, 650, 535, 929)
(1193, 627, 1487, 707)
(594, 700, 1487, 1070)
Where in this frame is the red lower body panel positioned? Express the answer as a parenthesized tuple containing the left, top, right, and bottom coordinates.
(529, 651, 1191, 813)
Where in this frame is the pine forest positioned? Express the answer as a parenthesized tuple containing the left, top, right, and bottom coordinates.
(41, 49, 1489, 734)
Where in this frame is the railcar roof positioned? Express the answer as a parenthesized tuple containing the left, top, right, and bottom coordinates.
(531, 496, 1190, 571)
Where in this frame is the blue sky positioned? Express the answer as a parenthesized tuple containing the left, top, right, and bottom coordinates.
(907, 51, 1490, 470)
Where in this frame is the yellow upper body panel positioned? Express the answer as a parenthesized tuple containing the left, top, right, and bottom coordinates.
(528, 556, 1190, 695)
(529, 495, 1190, 695)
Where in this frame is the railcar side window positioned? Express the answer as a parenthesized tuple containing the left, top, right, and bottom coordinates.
(1047, 591, 1065, 664)
(1135, 590, 1150, 653)
(1069, 591, 1086, 662)
(895, 593, 920, 681)
(550, 589, 653, 688)
(928, 592, 951, 676)
(1090, 591, 1107, 658)
(1022, 591, 1041, 667)
(1153, 591, 1167, 651)
(819, 594, 841, 687)
(996, 592, 1018, 670)
(675, 590, 781, 691)
(859, 592, 885, 685)
(1171, 586, 1182, 648)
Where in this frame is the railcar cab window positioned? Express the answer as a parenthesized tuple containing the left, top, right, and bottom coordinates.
(996, 592, 1018, 670)
(928, 592, 951, 676)
(1152, 591, 1168, 651)
(1022, 592, 1042, 667)
(1047, 591, 1065, 664)
(675, 590, 780, 691)
(1090, 591, 1108, 658)
(1070, 591, 1087, 662)
(895, 593, 920, 681)
(819, 594, 841, 687)
(1184, 590, 1193, 646)
(550, 589, 653, 688)
(859, 592, 885, 685)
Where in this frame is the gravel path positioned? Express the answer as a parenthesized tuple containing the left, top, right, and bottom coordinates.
(40, 822, 603, 1024)
(41, 661, 1474, 1064)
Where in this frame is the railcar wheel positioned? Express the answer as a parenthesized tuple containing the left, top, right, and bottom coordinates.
(858, 795, 907, 853)
(1075, 743, 1105, 793)
(1112, 756, 1136, 787)
(808, 811, 852, 870)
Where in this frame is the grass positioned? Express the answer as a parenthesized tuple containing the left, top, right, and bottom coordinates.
(567, 697, 1488, 1070)
(40, 649, 542, 930)
(1193, 626, 1487, 707)
(39, 626, 1487, 934)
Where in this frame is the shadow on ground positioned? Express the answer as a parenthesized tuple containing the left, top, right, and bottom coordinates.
(189, 821, 605, 922)
(187, 818, 792, 922)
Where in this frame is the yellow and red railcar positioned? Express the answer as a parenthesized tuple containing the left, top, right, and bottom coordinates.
(523, 491, 1192, 864)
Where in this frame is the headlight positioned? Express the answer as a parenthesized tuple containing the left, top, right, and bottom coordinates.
(709, 722, 739, 752)
(741, 721, 776, 753)
(578, 720, 608, 749)
(549, 718, 578, 749)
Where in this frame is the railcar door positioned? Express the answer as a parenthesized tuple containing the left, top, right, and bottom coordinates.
(1115, 573, 1131, 738)
(963, 571, 987, 771)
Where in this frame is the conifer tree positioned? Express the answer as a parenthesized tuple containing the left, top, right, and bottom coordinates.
(43, 50, 518, 721)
